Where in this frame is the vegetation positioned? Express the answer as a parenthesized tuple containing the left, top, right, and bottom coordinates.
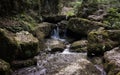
(0, 0, 120, 75)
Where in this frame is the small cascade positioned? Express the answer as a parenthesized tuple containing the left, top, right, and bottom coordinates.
(62, 44, 72, 54)
(51, 24, 66, 42)
(51, 24, 60, 40)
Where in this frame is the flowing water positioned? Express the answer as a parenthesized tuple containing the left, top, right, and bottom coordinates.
(51, 24, 60, 40)
(12, 25, 106, 75)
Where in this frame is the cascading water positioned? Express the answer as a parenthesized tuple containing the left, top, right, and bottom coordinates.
(51, 24, 60, 40)
(62, 44, 71, 54)
(12, 23, 106, 75)
(51, 24, 67, 42)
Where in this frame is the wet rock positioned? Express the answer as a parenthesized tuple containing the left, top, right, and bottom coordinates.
(0, 28, 18, 61)
(11, 59, 36, 69)
(104, 47, 120, 75)
(15, 31, 39, 59)
(68, 18, 107, 37)
(46, 39, 65, 53)
(0, 59, 11, 75)
(87, 28, 119, 56)
(70, 40, 88, 52)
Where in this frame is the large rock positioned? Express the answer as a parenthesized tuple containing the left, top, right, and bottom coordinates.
(0, 59, 11, 75)
(70, 40, 88, 52)
(33, 22, 53, 38)
(0, 28, 18, 61)
(68, 18, 106, 37)
(87, 28, 119, 56)
(0, 29, 40, 60)
(104, 47, 120, 75)
(15, 31, 39, 59)
(45, 39, 65, 53)
(32, 22, 53, 50)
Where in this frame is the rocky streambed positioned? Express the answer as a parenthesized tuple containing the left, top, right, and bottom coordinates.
(12, 28, 106, 75)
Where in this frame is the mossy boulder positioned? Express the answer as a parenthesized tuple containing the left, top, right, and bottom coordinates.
(70, 40, 88, 52)
(87, 28, 119, 56)
(15, 31, 39, 59)
(0, 59, 11, 75)
(33, 22, 53, 38)
(45, 39, 65, 53)
(104, 47, 120, 75)
(0, 28, 39, 60)
(68, 18, 107, 37)
(0, 28, 18, 61)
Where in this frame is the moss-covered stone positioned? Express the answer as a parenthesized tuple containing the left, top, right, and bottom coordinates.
(70, 40, 88, 52)
(46, 39, 65, 53)
(87, 28, 119, 56)
(15, 31, 39, 59)
(0, 28, 40, 61)
(0, 59, 11, 75)
(0, 28, 18, 61)
(33, 22, 53, 38)
(68, 18, 107, 37)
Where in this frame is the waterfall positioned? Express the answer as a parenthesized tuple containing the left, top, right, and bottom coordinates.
(51, 24, 60, 40)
(62, 44, 71, 54)
(51, 24, 68, 42)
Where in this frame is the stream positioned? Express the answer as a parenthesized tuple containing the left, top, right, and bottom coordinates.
(12, 25, 106, 75)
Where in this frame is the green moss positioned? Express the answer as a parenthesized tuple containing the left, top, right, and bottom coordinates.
(88, 29, 109, 43)
(68, 18, 106, 36)
(87, 28, 119, 56)
(103, 7, 120, 29)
